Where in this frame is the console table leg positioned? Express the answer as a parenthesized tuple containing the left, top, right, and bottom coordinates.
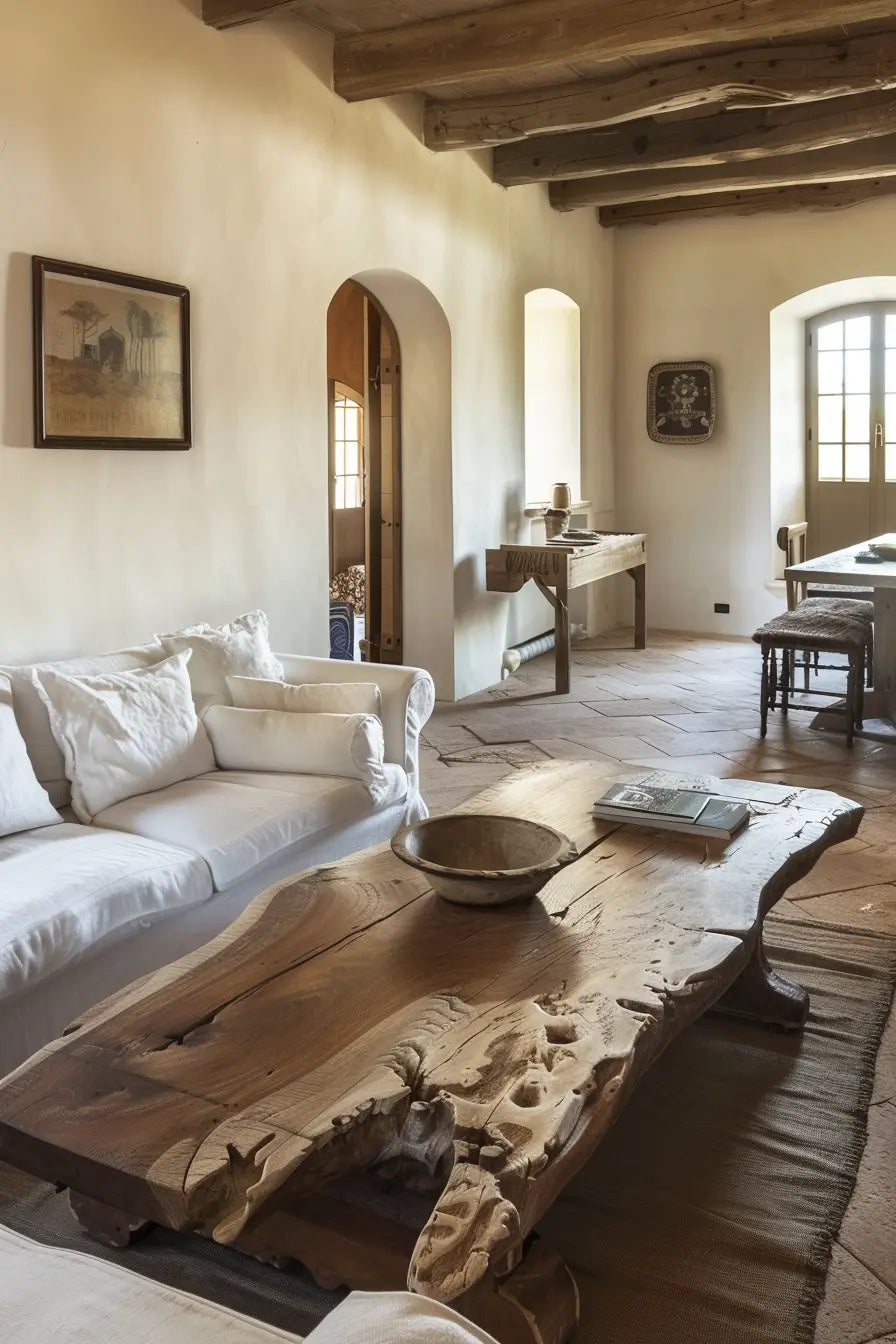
(714, 928, 809, 1031)
(627, 564, 647, 650)
(69, 1190, 153, 1248)
(454, 1238, 579, 1344)
(534, 576, 570, 695)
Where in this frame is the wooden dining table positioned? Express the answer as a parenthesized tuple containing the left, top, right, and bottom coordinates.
(785, 533, 896, 742)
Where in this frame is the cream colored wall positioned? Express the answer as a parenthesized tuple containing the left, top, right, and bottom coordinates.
(0, 0, 616, 700)
(614, 200, 896, 637)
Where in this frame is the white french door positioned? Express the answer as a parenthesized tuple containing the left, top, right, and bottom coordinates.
(807, 303, 896, 556)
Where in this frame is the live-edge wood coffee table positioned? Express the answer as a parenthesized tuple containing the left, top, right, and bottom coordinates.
(0, 763, 861, 1344)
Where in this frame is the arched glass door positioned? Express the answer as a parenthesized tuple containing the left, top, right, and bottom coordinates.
(807, 302, 896, 554)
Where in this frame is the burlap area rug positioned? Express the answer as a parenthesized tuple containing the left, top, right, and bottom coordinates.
(1, 914, 894, 1344)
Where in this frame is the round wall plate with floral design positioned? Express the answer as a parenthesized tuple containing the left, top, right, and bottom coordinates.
(647, 361, 716, 444)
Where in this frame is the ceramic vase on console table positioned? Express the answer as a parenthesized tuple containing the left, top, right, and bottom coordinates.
(544, 482, 572, 539)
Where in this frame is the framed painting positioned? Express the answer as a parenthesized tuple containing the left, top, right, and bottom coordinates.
(32, 256, 191, 449)
(647, 360, 716, 445)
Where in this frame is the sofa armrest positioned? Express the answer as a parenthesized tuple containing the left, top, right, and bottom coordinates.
(275, 655, 435, 792)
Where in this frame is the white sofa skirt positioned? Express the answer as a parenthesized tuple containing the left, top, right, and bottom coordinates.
(0, 798, 415, 1078)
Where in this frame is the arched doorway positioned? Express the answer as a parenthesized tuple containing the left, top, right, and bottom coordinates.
(327, 281, 402, 665)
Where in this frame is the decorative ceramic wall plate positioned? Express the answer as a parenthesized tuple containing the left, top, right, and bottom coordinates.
(647, 360, 716, 444)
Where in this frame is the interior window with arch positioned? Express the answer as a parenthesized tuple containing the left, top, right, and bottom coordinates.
(524, 289, 582, 506)
(807, 302, 896, 554)
(331, 383, 364, 510)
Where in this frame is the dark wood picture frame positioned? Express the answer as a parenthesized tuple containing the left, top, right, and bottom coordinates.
(647, 360, 716, 445)
(32, 256, 191, 450)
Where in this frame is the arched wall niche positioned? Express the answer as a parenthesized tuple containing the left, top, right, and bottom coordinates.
(348, 268, 455, 699)
(770, 275, 896, 577)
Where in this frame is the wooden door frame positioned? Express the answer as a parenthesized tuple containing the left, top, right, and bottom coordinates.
(805, 300, 895, 555)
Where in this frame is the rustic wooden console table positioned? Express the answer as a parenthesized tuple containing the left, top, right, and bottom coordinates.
(0, 761, 859, 1344)
(485, 533, 647, 693)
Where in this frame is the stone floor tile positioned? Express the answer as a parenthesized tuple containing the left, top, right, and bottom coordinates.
(815, 1242, 896, 1344)
(839, 1102, 896, 1294)
(873, 1003, 896, 1107)
(583, 698, 693, 718)
(788, 845, 896, 899)
(789, 885, 896, 932)
(624, 753, 740, 774)
(634, 729, 758, 756)
(562, 735, 659, 761)
(439, 742, 551, 767)
(530, 739, 622, 765)
(656, 711, 761, 733)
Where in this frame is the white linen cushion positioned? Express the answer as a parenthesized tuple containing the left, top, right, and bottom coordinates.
(160, 611, 283, 709)
(94, 767, 408, 891)
(0, 1223, 303, 1344)
(227, 674, 382, 717)
(0, 822, 212, 1002)
(0, 641, 163, 807)
(306, 1292, 500, 1344)
(0, 674, 61, 838)
(33, 652, 216, 823)
(203, 706, 389, 802)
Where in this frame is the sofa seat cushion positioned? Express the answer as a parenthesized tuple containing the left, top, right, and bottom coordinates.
(0, 824, 213, 1004)
(0, 1223, 304, 1344)
(93, 766, 409, 892)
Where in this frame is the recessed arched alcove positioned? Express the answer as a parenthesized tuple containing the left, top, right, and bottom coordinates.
(340, 269, 454, 699)
(770, 275, 896, 578)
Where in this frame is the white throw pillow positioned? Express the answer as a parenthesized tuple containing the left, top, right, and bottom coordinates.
(226, 675, 382, 717)
(159, 612, 283, 710)
(0, 674, 61, 838)
(33, 652, 216, 823)
(203, 705, 389, 802)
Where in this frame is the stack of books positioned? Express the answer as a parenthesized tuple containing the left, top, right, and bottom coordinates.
(593, 782, 750, 841)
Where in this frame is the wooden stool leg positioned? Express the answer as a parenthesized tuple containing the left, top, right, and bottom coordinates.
(780, 648, 790, 717)
(760, 648, 770, 738)
(769, 648, 778, 709)
(845, 656, 857, 748)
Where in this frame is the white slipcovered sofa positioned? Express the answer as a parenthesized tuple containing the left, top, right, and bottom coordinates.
(1, 1223, 497, 1344)
(0, 639, 434, 1076)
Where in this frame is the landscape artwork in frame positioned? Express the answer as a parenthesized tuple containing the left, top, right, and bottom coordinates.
(32, 256, 191, 449)
(647, 361, 716, 445)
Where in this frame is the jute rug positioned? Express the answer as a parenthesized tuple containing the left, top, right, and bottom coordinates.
(1, 914, 893, 1343)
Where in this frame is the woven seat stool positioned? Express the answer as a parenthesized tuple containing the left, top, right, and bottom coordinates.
(752, 607, 869, 747)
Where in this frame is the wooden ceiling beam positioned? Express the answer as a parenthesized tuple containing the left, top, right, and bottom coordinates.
(599, 177, 896, 225)
(549, 134, 896, 209)
(495, 90, 896, 185)
(202, 0, 298, 28)
(334, 0, 896, 102)
(425, 31, 896, 150)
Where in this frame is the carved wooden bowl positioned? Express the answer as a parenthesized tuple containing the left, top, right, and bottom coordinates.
(391, 813, 578, 906)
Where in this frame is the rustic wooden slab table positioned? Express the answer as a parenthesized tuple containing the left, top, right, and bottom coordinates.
(0, 763, 859, 1344)
(485, 533, 647, 693)
(786, 532, 896, 743)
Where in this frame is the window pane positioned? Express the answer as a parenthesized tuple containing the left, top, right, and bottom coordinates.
(887, 350, 896, 392)
(345, 477, 361, 509)
(887, 393, 896, 433)
(845, 395, 870, 442)
(844, 350, 870, 394)
(818, 444, 843, 481)
(334, 478, 345, 509)
(334, 406, 345, 440)
(887, 315, 896, 348)
(845, 443, 870, 481)
(343, 406, 359, 442)
(817, 321, 844, 351)
(818, 396, 843, 442)
(817, 351, 843, 394)
(886, 444, 896, 483)
(345, 442, 359, 475)
(845, 316, 871, 349)
(334, 441, 345, 475)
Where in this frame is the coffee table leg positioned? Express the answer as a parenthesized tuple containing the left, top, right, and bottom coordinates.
(69, 1190, 153, 1248)
(714, 927, 809, 1031)
(454, 1237, 579, 1344)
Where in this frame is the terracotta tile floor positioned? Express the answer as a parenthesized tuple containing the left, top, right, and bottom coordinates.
(419, 630, 896, 1342)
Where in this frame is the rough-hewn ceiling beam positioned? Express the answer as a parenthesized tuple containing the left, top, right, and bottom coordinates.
(202, 0, 297, 28)
(334, 1, 896, 102)
(598, 177, 896, 225)
(495, 90, 896, 184)
(425, 31, 896, 150)
(549, 133, 896, 209)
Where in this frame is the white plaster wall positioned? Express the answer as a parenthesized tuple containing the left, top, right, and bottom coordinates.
(614, 200, 896, 637)
(0, 0, 615, 700)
